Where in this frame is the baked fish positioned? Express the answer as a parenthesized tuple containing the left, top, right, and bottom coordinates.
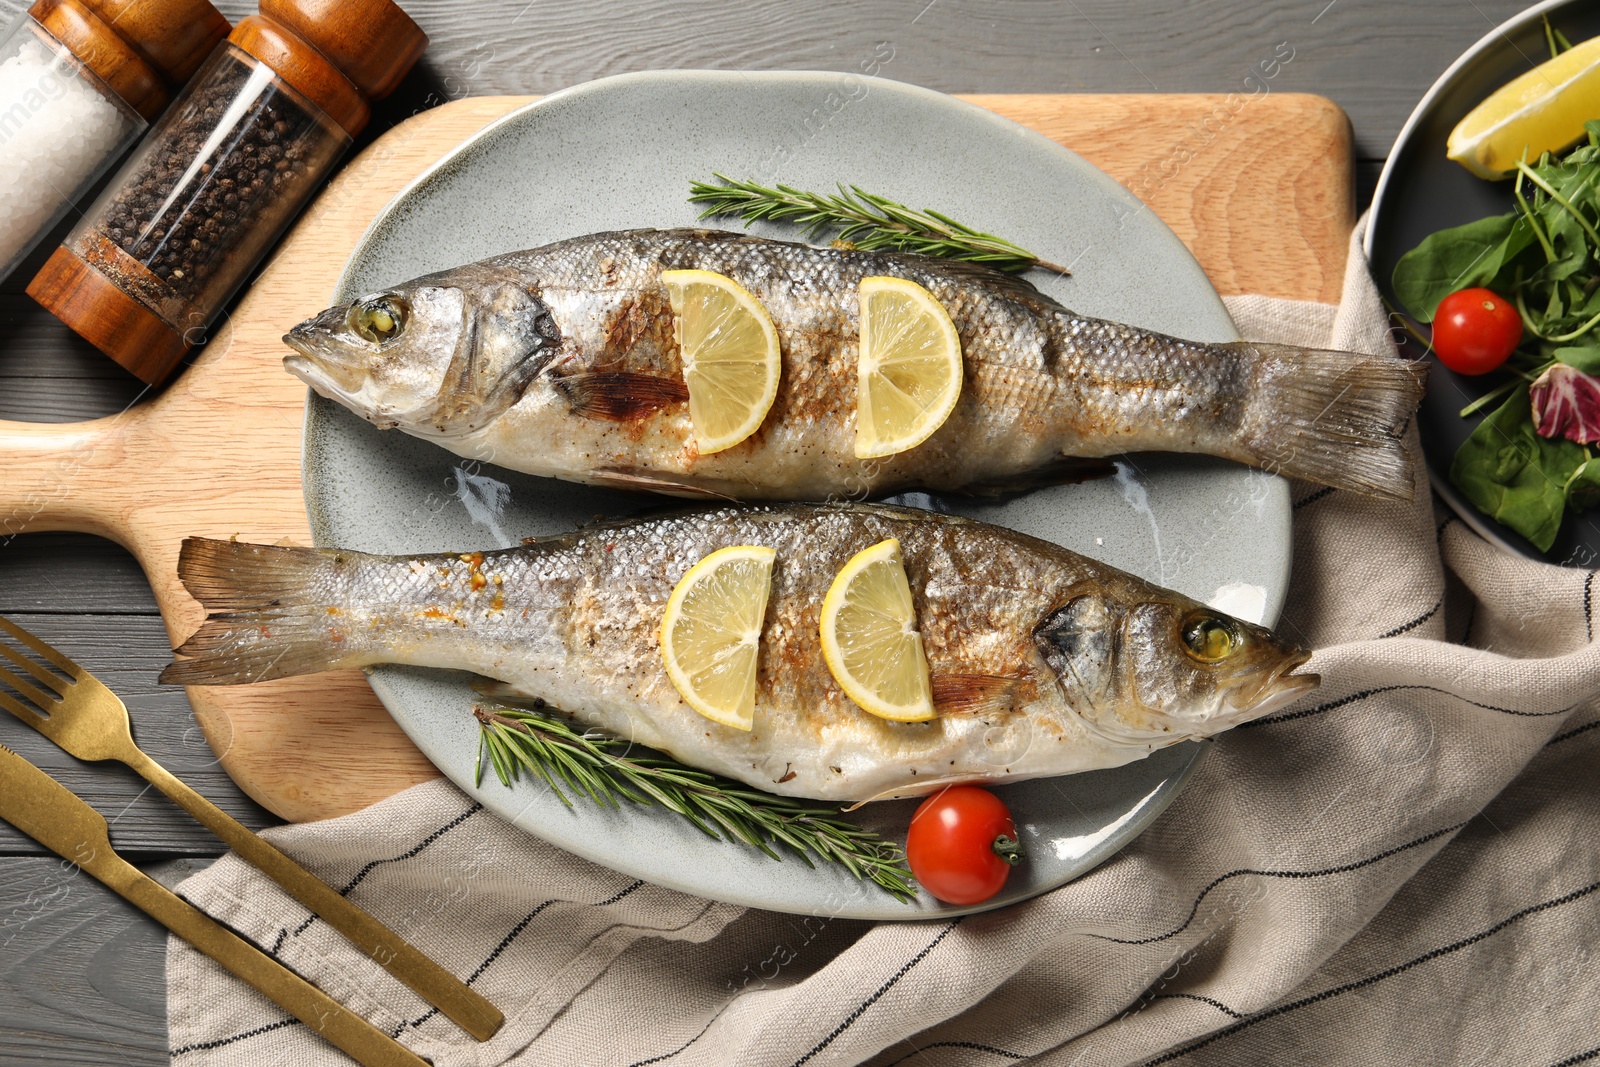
(284, 228, 1425, 501)
(161, 503, 1317, 801)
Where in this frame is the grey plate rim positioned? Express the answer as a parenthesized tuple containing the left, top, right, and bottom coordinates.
(304, 69, 1287, 918)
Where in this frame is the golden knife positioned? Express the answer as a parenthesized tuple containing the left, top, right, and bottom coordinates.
(0, 742, 431, 1067)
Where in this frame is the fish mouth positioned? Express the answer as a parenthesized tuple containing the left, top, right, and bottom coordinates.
(283, 348, 406, 433)
(284, 349, 332, 390)
(282, 326, 424, 434)
(282, 318, 368, 398)
(1218, 648, 1319, 722)
(283, 349, 365, 413)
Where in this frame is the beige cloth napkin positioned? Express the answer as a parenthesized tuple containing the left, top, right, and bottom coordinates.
(167, 224, 1600, 1067)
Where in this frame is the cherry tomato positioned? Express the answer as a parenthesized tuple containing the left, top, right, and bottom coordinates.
(906, 785, 1022, 905)
(1432, 287, 1521, 375)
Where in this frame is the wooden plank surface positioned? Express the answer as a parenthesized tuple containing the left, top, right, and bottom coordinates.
(0, 0, 1536, 1060)
(0, 859, 204, 1066)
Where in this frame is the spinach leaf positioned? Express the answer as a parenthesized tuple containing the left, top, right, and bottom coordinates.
(1449, 385, 1586, 551)
(1567, 456, 1600, 512)
(1554, 345, 1600, 374)
(1392, 213, 1532, 322)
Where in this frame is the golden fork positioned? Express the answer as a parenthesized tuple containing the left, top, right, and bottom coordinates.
(0, 614, 504, 1042)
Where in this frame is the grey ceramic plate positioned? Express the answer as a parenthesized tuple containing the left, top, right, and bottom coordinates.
(303, 71, 1291, 919)
(1366, 0, 1600, 566)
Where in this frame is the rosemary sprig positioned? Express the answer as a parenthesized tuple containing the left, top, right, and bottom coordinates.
(689, 174, 1071, 275)
(474, 703, 917, 900)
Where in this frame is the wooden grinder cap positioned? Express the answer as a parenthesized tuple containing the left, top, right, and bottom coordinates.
(26, 0, 228, 120)
(77, 0, 229, 85)
(260, 0, 427, 102)
(228, 15, 371, 138)
(232, 0, 427, 139)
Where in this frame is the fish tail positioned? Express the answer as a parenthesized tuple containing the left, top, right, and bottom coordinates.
(161, 537, 358, 686)
(1233, 343, 1427, 500)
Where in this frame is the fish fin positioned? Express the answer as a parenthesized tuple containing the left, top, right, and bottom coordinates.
(930, 672, 1017, 716)
(668, 227, 1066, 308)
(1235, 343, 1428, 500)
(160, 537, 352, 686)
(589, 467, 737, 500)
(554, 371, 688, 421)
(948, 457, 1117, 498)
(469, 678, 547, 705)
(890, 253, 1064, 309)
(842, 774, 988, 810)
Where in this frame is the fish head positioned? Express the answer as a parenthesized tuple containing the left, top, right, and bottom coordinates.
(282, 266, 560, 436)
(1034, 591, 1317, 744)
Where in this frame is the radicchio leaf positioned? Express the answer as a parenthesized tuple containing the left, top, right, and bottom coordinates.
(1531, 362, 1600, 444)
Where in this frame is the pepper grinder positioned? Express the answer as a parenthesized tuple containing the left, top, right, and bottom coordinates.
(0, 0, 228, 283)
(29, 0, 427, 385)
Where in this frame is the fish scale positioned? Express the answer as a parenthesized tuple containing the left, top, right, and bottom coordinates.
(162, 502, 1318, 801)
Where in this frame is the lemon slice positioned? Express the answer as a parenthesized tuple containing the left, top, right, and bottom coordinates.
(660, 545, 775, 730)
(661, 269, 782, 453)
(855, 276, 963, 459)
(819, 538, 935, 722)
(1447, 34, 1600, 179)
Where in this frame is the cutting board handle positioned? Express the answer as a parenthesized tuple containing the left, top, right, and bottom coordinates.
(0, 416, 129, 543)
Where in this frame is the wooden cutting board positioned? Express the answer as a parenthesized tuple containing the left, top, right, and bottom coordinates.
(0, 93, 1354, 823)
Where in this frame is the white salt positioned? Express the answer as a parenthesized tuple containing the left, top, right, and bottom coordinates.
(0, 26, 141, 279)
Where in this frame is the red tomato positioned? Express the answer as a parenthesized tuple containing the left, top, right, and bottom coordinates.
(906, 786, 1022, 905)
(1432, 288, 1521, 375)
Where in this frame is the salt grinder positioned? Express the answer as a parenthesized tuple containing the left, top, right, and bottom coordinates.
(0, 0, 228, 283)
(29, 0, 428, 385)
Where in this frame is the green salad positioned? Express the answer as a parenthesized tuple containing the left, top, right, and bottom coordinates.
(1393, 122, 1600, 551)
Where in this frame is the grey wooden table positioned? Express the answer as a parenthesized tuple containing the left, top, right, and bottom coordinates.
(0, 0, 1535, 1061)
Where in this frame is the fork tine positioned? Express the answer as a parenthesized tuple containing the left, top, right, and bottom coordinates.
(0, 639, 72, 695)
(0, 662, 58, 714)
(0, 615, 83, 678)
(0, 688, 46, 723)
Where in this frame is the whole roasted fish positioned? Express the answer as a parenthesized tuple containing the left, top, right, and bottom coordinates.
(284, 228, 1425, 501)
(162, 503, 1317, 801)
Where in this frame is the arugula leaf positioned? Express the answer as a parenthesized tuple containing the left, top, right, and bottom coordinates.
(1535, 211, 1589, 284)
(1449, 385, 1587, 551)
(1392, 213, 1533, 321)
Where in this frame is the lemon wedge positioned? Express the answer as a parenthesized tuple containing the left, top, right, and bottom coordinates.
(659, 545, 775, 731)
(661, 269, 782, 453)
(855, 276, 963, 459)
(1447, 34, 1600, 179)
(819, 538, 935, 722)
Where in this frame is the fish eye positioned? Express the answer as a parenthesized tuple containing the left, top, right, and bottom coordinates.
(349, 296, 408, 344)
(1180, 611, 1241, 663)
